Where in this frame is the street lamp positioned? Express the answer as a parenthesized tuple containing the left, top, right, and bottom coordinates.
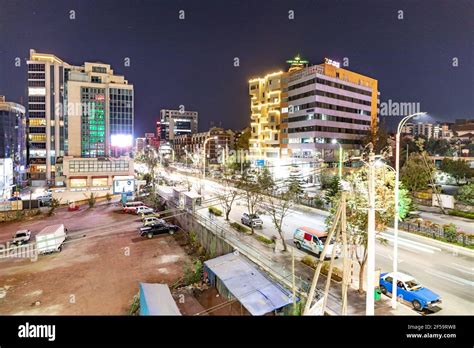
(331, 139, 343, 180)
(202, 136, 218, 181)
(392, 112, 426, 309)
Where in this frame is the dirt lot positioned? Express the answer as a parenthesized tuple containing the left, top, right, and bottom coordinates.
(0, 203, 192, 315)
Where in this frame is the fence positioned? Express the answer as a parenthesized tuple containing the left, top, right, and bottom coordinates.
(399, 221, 473, 247)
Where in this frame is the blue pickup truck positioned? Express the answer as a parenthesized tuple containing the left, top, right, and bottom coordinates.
(380, 272, 441, 311)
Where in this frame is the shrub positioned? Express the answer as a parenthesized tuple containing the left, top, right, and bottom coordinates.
(86, 193, 96, 208)
(256, 235, 274, 245)
(456, 183, 474, 205)
(48, 198, 60, 216)
(208, 206, 223, 216)
(443, 223, 458, 242)
(301, 255, 317, 269)
(448, 209, 474, 220)
(230, 222, 250, 234)
(105, 192, 112, 204)
(183, 259, 203, 285)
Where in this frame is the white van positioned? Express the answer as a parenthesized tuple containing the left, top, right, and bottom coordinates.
(36, 224, 67, 254)
(293, 226, 340, 257)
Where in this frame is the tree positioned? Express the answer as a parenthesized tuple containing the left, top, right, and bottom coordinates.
(400, 154, 432, 193)
(86, 192, 97, 208)
(105, 192, 112, 204)
(48, 198, 61, 216)
(261, 189, 297, 252)
(236, 128, 250, 151)
(324, 175, 340, 204)
(456, 183, 474, 205)
(286, 165, 304, 197)
(327, 166, 412, 293)
(363, 121, 390, 155)
(135, 147, 160, 193)
(440, 158, 473, 184)
(425, 138, 454, 157)
(258, 167, 274, 194)
(217, 170, 239, 221)
(237, 172, 262, 235)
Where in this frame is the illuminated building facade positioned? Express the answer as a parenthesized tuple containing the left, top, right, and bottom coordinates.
(159, 109, 198, 143)
(27, 49, 134, 187)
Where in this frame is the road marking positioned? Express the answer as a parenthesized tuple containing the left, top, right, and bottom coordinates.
(380, 232, 441, 253)
(425, 269, 474, 287)
(450, 263, 474, 276)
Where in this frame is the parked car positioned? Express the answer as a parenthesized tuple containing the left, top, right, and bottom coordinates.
(12, 230, 32, 245)
(379, 272, 442, 311)
(123, 201, 144, 214)
(135, 206, 155, 215)
(241, 213, 263, 228)
(123, 206, 138, 214)
(139, 222, 179, 239)
(37, 195, 52, 206)
(142, 216, 165, 226)
(293, 226, 340, 258)
(8, 196, 22, 201)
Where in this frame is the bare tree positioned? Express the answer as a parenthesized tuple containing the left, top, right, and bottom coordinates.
(261, 189, 296, 252)
(237, 173, 261, 235)
(217, 171, 239, 221)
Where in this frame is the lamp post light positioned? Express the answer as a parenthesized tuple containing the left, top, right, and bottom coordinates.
(202, 136, 218, 181)
(392, 112, 426, 309)
(331, 139, 343, 181)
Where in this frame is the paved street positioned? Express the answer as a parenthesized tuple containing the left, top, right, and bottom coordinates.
(166, 169, 474, 315)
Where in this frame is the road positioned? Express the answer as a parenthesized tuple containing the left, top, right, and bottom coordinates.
(163, 169, 474, 315)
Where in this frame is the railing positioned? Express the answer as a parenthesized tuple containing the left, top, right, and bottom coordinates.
(399, 221, 473, 247)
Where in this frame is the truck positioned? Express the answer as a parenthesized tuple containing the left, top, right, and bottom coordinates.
(35, 224, 67, 254)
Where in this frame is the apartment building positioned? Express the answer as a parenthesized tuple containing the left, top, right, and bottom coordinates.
(249, 56, 379, 181)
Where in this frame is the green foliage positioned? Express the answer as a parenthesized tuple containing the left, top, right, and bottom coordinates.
(324, 175, 340, 204)
(230, 222, 251, 234)
(105, 192, 112, 203)
(425, 138, 454, 157)
(401, 154, 433, 193)
(440, 158, 473, 184)
(258, 167, 275, 193)
(48, 198, 61, 216)
(236, 128, 250, 150)
(208, 206, 223, 216)
(301, 255, 317, 268)
(443, 223, 458, 242)
(456, 183, 474, 205)
(448, 209, 474, 220)
(142, 173, 153, 185)
(256, 235, 274, 245)
(183, 259, 203, 285)
(86, 192, 97, 208)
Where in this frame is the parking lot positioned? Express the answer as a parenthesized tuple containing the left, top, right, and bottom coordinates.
(0, 202, 192, 315)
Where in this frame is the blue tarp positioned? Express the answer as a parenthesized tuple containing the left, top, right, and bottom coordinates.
(139, 283, 181, 316)
(204, 253, 295, 315)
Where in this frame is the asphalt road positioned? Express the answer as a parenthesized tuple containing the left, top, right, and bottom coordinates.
(165, 171, 474, 315)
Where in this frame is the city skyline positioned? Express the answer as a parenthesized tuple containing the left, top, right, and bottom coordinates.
(1, 0, 472, 137)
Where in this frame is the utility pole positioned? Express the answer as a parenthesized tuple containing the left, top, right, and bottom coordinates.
(292, 247, 297, 315)
(366, 147, 376, 316)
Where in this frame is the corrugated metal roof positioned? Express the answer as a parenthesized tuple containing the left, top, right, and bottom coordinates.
(204, 253, 294, 316)
(139, 283, 181, 316)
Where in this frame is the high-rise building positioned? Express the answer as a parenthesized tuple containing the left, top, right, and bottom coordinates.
(159, 109, 198, 143)
(27, 49, 134, 186)
(27, 50, 67, 186)
(0, 96, 26, 185)
(249, 55, 379, 182)
(65, 62, 134, 158)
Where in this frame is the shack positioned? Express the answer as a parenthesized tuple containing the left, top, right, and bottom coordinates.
(204, 253, 296, 316)
(139, 283, 181, 316)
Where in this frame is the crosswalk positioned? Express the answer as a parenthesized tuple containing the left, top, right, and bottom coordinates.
(378, 232, 442, 254)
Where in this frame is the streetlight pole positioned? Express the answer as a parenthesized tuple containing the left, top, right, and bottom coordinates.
(366, 147, 376, 315)
(392, 112, 426, 309)
(331, 139, 342, 180)
(202, 136, 217, 181)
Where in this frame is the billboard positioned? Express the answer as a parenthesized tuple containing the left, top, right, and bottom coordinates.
(111, 134, 133, 148)
(113, 177, 135, 194)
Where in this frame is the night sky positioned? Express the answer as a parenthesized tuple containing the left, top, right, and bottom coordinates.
(1, 0, 472, 136)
